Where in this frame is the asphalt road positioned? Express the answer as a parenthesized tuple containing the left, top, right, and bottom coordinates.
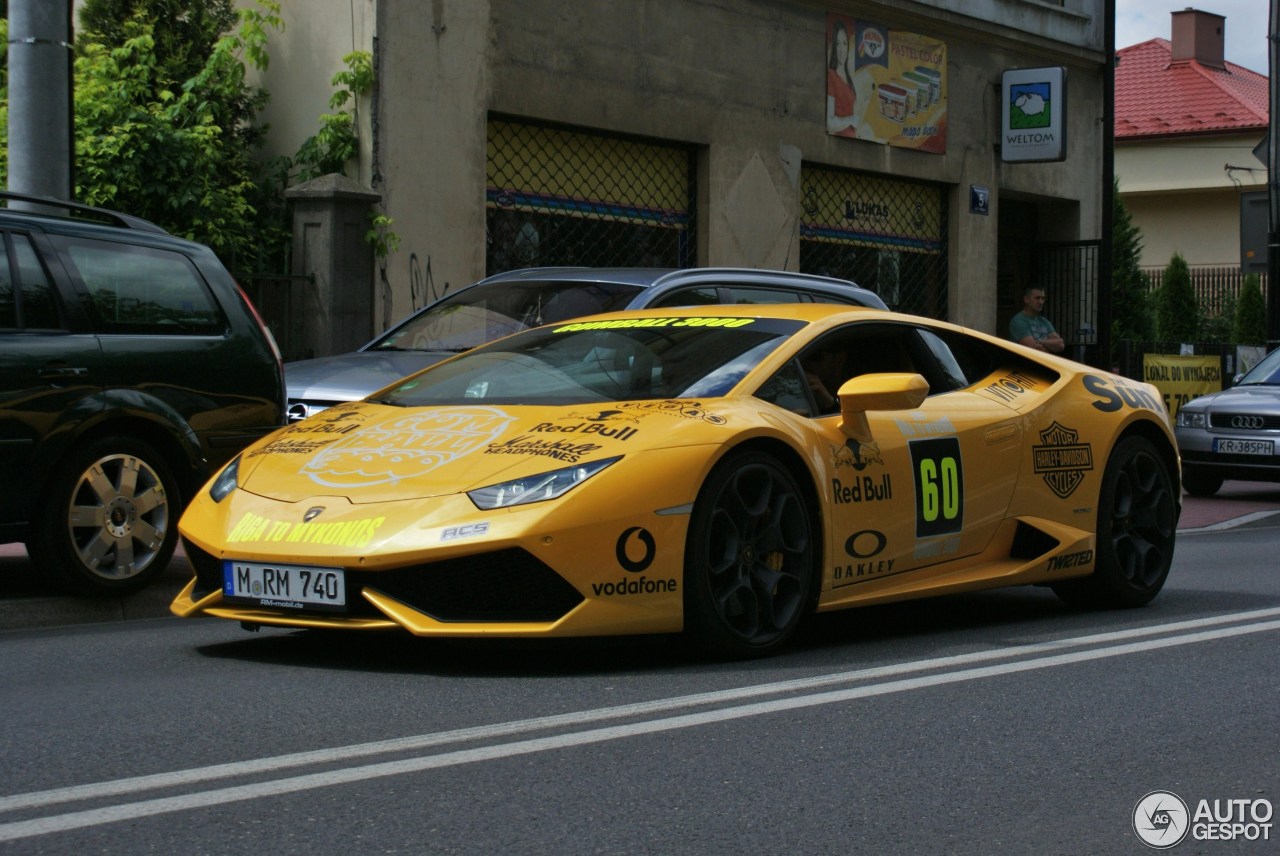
(1, 516, 1278, 854)
(2, 481, 1278, 632)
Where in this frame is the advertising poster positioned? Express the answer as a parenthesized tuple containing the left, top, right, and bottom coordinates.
(825, 13, 947, 154)
(1142, 354, 1223, 417)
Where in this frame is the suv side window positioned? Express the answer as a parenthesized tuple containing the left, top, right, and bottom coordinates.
(648, 287, 720, 308)
(0, 233, 62, 330)
(722, 286, 803, 304)
(58, 237, 225, 334)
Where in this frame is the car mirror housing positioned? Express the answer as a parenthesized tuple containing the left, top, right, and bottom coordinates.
(836, 373, 930, 443)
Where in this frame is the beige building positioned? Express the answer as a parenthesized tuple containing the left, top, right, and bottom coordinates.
(1114, 8, 1268, 274)
(249, 0, 1110, 356)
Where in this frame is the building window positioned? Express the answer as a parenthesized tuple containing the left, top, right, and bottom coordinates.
(486, 117, 697, 273)
(798, 164, 949, 319)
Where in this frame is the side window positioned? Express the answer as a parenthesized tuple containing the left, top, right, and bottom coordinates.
(648, 287, 720, 308)
(755, 359, 813, 415)
(722, 286, 803, 304)
(0, 236, 12, 328)
(0, 233, 62, 330)
(59, 238, 225, 334)
(916, 329, 970, 391)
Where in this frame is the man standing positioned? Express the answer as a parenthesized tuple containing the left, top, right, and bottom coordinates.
(1009, 286, 1065, 353)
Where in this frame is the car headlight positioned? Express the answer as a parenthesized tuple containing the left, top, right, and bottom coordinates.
(209, 455, 242, 502)
(467, 456, 621, 510)
(1176, 410, 1206, 429)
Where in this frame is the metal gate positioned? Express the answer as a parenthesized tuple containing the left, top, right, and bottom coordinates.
(798, 164, 949, 318)
(1035, 240, 1100, 364)
(486, 117, 697, 274)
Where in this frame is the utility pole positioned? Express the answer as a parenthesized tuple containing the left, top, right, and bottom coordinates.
(6, 0, 73, 206)
(1269, 0, 1280, 349)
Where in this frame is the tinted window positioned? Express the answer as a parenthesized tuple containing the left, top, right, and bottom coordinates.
(59, 238, 225, 334)
(0, 233, 61, 330)
(723, 286, 804, 304)
(382, 317, 805, 407)
(649, 287, 720, 308)
(372, 280, 643, 352)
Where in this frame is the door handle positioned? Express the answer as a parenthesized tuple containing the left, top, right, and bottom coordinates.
(39, 366, 90, 379)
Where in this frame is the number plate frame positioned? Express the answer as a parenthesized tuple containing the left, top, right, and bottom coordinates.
(223, 561, 348, 612)
(1213, 438, 1275, 456)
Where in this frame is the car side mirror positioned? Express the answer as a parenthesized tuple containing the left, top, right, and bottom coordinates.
(837, 373, 930, 443)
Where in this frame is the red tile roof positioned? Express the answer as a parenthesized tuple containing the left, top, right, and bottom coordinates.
(1115, 38, 1268, 139)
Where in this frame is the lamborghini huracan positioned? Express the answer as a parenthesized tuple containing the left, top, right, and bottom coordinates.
(172, 304, 1180, 657)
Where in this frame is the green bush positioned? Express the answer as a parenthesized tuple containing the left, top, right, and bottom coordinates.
(1111, 178, 1153, 348)
(1233, 273, 1267, 346)
(1155, 253, 1199, 342)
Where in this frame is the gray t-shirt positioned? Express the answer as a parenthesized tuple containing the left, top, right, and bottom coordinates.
(1009, 312, 1056, 344)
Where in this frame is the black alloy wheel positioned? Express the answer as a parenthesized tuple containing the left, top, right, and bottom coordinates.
(684, 451, 817, 657)
(1053, 436, 1177, 608)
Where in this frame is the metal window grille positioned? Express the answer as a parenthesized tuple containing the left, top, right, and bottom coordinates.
(1036, 240, 1100, 364)
(486, 118, 697, 274)
(798, 164, 948, 318)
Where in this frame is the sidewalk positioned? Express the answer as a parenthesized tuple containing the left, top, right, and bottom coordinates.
(3, 481, 1278, 632)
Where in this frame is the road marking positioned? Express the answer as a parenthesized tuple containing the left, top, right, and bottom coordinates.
(3, 609, 1280, 841)
(1178, 509, 1280, 533)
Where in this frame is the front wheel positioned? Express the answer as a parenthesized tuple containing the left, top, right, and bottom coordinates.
(684, 451, 817, 658)
(30, 437, 181, 597)
(1052, 436, 1177, 608)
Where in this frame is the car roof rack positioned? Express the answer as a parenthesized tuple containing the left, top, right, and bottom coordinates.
(0, 190, 170, 235)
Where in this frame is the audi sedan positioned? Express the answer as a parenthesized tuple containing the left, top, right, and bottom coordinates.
(1175, 346, 1280, 496)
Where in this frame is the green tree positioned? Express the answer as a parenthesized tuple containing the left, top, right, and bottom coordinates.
(1233, 273, 1267, 345)
(71, 0, 286, 275)
(1111, 178, 1152, 348)
(1155, 253, 1199, 342)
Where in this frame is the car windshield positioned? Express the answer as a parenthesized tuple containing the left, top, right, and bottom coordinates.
(1237, 348, 1280, 386)
(369, 280, 644, 353)
(377, 316, 806, 407)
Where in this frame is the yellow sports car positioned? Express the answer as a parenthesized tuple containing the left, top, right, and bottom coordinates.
(172, 304, 1180, 657)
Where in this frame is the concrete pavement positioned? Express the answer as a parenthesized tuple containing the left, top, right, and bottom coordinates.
(3, 481, 1279, 632)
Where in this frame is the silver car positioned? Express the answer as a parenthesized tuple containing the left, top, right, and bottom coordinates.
(1175, 346, 1280, 496)
(285, 267, 886, 421)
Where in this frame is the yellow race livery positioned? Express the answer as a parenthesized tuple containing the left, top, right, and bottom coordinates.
(172, 304, 1180, 657)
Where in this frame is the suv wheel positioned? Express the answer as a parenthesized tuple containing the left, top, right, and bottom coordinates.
(30, 437, 181, 597)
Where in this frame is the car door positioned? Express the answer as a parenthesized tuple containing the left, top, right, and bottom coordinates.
(0, 230, 103, 530)
(758, 321, 1022, 593)
(50, 234, 279, 469)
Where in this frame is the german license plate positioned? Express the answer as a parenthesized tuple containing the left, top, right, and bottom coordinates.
(1213, 438, 1275, 456)
(223, 561, 347, 611)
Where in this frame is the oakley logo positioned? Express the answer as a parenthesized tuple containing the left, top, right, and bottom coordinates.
(1230, 415, 1265, 430)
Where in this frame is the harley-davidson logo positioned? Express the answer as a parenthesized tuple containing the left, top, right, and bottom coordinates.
(303, 407, 515, 487)
(1032, 422, 1094, 499)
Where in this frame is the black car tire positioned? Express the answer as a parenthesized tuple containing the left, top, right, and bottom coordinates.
(684, 451, 817, 658)
(1181, 470, 1222, 498)
(30, 437, 181, 597)
(1052, 436, 1177, 608)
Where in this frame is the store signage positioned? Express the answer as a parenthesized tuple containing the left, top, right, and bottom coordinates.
(1000, 67, 1066, 163)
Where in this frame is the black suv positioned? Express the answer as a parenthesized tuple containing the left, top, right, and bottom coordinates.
(1, 192, 286, 595)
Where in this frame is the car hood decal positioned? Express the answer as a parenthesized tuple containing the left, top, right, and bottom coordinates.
(238, 400, 729, 503)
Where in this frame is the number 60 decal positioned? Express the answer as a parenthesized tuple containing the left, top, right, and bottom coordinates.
(909, 438, 964, 537)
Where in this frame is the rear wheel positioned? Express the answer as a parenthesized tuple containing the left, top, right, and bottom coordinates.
(30, 437, 181, 597)
(1052, 436, 1176, 608)
(684, 451, 817, 658)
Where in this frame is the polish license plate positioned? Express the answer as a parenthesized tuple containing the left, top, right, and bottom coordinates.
(223, 561, 347, 611)
(1213, 438, 1275, 456)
